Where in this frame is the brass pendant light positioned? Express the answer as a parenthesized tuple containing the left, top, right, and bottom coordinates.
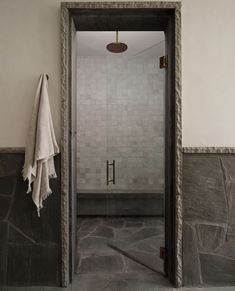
(106, 31, 128, 53)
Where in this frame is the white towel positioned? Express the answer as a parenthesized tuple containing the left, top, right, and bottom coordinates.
(22, 74, 59, 216)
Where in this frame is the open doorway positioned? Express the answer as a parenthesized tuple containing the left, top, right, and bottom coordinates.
(76, 30, 167, 285)
(61, 2, 182, 288)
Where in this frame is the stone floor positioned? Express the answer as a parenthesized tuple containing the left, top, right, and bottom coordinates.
(2, 217, 235, 291)
(2, 285, 235, 291)
(77, 217, 166, 278)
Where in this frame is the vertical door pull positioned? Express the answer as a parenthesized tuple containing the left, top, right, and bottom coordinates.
(106, 160, 109, 186)
(106, 160, 115, 185)
(112, 160, 115, 184)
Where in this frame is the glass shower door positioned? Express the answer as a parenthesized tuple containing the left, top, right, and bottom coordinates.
(105, 53, 165, 275)
(76, 38, 166, 277)
(106, 56, 128, 194)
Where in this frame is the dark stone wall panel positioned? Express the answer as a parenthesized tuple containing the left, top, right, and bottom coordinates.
(200, 254, 235, 285)
(183, 154, 223, 180)
(8, 169, 61, 244)
(0, 152, 61, 286)
(183, 154, 227, 224)
(224, 182, 235, 223)
(183, 153, 235, 287)
(219, 156, 235, 243)
(8, 225, 36, 244)
(6, 244, 32, 285)
(7, 244, 60, 286)
(0, 222, 8, 285)
(0, 176, 17, 196)
(220, 154, 235, 181)
(195, 224, 226, 253)
(0, 196, 11, 220)
(0, 155, 23, 176)
(29, 244, 60, 285)
(220, 155, 235, 238)
(183, 223, 202, 286)
(215, 238, 235, 259)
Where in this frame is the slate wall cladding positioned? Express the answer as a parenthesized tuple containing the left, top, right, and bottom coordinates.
(0, 152, 61, 286)
(1, 151, 235, 287)
(183, 153, 235, 286)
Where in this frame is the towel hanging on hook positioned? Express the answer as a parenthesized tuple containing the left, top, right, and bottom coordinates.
(22, 73, 59, 216)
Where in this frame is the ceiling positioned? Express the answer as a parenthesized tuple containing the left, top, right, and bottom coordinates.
(76, 31, 165, 57)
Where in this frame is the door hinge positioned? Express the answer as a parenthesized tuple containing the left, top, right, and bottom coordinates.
(159, 56, 168, 69)
(160, 247, 167, 260)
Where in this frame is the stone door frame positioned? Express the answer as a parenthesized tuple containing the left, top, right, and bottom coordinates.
(60, 1, 182, 287)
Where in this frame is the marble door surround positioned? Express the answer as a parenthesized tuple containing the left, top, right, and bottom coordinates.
(60, 1, 182, 288)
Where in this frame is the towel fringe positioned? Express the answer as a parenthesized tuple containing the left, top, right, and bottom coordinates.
(41, 188, 53, 202)
(27, 185, 32, 194)
(37, 188, 53, 217)
(49, 172, 57, 179)
(21, 177, 32, 194)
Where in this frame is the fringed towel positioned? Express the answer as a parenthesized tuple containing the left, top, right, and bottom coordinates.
(22, 74, 59, 216)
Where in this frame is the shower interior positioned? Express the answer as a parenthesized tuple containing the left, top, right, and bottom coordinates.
(76, 31, 168, 281)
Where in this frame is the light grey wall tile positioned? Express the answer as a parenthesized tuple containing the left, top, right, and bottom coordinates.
(77, 54, 164, 193)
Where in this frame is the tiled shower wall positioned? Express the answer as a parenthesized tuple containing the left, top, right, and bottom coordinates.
(77, 53, 165, 193)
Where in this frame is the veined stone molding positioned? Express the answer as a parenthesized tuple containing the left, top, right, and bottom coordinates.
(183, 147, 235, 154)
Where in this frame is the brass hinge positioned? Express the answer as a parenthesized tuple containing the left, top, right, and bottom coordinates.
(159, 56, 168, 69)
(160, 246, 167, 260)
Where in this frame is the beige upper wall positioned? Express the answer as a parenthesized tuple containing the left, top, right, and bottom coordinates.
(182, 0, 235, 146)
(0, 0, 234, 147)
(0, 0, 61, 147)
